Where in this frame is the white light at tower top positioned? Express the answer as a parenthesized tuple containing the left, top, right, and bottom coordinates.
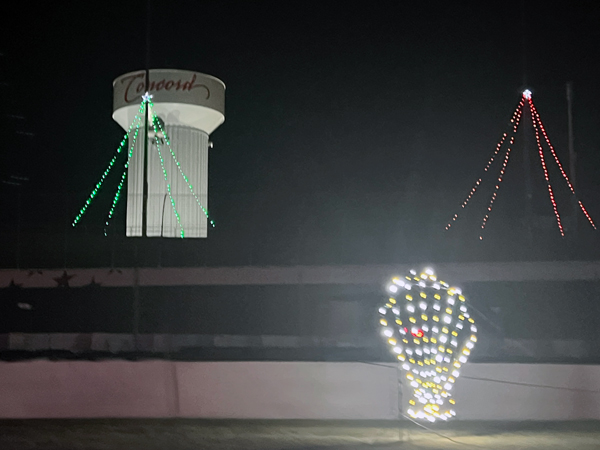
(142, 91, 153, 102)
(523, 89, 532, 99)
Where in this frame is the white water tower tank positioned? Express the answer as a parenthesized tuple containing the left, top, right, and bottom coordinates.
(112, 69, 225, 237)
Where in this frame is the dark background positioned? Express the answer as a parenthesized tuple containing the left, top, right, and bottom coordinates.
(1, 1, 600, 267)
(1, 1, 599, 359)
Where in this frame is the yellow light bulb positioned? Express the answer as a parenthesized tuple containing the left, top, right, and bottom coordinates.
(445, 308, 452, 314)
(434, 294, 441, 300)
(433, 316, 439, 322)
(406, 294, 413, 301)
(420, 292, 427, 298)
(380, 319, 387, 326)
(409, 317, 416, 323)
(421, 314, 428, 321)
(388, 338, 396, 345)
(451, 331, 458, 336)
(389, 298, 397, 304)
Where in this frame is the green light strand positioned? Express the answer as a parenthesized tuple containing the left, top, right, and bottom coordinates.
(149, 101, 215, 227)
(72, 100, 146, 227)
(103, 113, 143, 235)
(152, 119, 185, 238)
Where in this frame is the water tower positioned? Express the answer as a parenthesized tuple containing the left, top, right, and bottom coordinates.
(112, 69, 225, 237)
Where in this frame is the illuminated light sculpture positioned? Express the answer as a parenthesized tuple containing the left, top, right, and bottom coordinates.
(378, 268, 477, 422)
(446, 89, 596, 239)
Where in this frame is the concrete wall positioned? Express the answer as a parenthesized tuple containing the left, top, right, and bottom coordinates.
(0, 361, 598, 420)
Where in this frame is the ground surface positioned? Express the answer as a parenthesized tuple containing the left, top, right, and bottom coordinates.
(0, 420, 599, 450)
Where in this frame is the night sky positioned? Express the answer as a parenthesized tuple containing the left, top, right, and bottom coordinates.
(2, 1, 600, 266)
(2, 1, 600, 350)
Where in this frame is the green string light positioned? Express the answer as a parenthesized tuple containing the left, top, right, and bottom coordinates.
(72, 100, 146, 227)
(149, 100, 215, 227)
(103, 111, 143, 236)
(152, 117, 185, 238)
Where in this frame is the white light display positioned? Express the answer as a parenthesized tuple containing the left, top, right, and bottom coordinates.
(378, 268, 477, 421)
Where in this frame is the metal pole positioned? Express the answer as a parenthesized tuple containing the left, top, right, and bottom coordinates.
(133, 265, 141, 351)
(141, 0, 151, 238)
(521, 0, 527, 88)
(142, 92, 149, 238)
(522, 99, 533, 240)
(566, 82, 578, 233)
(16, 187, 21, 269)
(567, 83, 577, 189)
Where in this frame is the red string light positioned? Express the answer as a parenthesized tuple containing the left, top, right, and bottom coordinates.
(577, 201, 596, 229)
(529, 100, 596, 230)
(479, 136, 516, 239)
(446, 100, 524, 230)
(447, 90, 596, 238)
(528, 98, 564, 237)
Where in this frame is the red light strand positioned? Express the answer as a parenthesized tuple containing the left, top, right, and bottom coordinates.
(577, 201, 597, 229)
(446, 100, 524, 230)
(529, 100, 596, 230)
(529, 98, 564, 237)
(479, 136, 516, 239)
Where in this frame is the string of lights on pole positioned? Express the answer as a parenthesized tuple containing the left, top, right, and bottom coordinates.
(445, 89, 596, 238)
(149, 97, 185, 238)
(446, 99, 523, 230)
(378, 268, 477, 422)
(149, 99, 214, 227)
(529, 100, 596, 229)
(72, 89, 218, 235)
(72, 100, 145, 228)
(104, 108, 144, 234)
